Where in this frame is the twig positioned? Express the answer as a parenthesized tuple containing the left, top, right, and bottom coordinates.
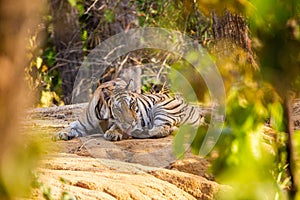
(116, 53, 130, 77)
(84, 0, 100, 14)
(79, 138, 97, 151)
(156, 53, 171, 81)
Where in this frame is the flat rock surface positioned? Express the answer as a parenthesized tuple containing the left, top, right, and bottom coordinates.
(27, 99, 300, 199)
(27, 103, 223, 199)
(33, 153, 224, 200)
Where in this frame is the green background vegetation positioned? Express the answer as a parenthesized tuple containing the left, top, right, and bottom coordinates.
(2, 0, 300, 199)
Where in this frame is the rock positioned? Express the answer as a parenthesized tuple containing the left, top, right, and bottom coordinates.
(28, 104, 229, 199)
(167, 156, 214, 181)
(150, 169, 219, 200)
(28, 100, 300, 199)
(34, 153, 223, 200)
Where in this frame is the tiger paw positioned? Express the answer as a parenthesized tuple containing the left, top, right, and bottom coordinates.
(52, 132, 72, 141)
(52, 128, 79, 141)
(104, 130, 123, 141)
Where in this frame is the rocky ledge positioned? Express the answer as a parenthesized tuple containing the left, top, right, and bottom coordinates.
(27, 103, 229, 199)
(28, 99, 300, 199)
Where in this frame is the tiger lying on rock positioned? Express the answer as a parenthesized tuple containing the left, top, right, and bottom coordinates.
(53, 79, 210, 141)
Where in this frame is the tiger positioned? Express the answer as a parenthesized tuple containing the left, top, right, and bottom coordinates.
(54, 79, 210, 141)
(52, 78, 127, 141)
(105, 80, 210, 140)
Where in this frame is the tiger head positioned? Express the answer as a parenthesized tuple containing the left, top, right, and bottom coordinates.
(110, 80, 139, 135)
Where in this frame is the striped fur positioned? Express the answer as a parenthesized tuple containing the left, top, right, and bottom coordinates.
(54, 79, 209, 141)
(108, 83, 208, 139)
(103, 84, 172, 140)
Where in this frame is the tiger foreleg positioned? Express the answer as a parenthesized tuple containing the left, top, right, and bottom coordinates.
(52, 121, 85, 141)
(103, 124, 124, 141)
(131, 125, 175, 138)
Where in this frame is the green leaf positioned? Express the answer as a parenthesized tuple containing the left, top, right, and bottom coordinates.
(104, 9, 115, 23)
(81, 30, 88, 41)
(68, 0, 76, 7)
(268, 102, 284, 131)
(77, 4, 85, 16)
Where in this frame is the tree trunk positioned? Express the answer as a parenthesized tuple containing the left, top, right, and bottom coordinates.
(211, 10, 257, 69)
(284, 94, 298, 198)
(49, 0, 84, 104)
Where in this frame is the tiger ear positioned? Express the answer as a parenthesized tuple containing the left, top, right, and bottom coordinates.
(125, 79, 135, 91)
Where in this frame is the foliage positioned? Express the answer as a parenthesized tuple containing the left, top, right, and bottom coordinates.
(26, 0, 213, 107)
(167, 0, 300, 198)
(26, 0, 131, 107)
(0, 134, 45, 198)
(26, 14, 63, 107)
(212, 81, 288, 199)
(25, 0, 300, 198)
(247, 0, 300, 95)
(135, 0, 213, 44)
(195, 0, 300, 199)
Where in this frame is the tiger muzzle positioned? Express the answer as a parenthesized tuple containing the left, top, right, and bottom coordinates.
(112, 101, 137, 135)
